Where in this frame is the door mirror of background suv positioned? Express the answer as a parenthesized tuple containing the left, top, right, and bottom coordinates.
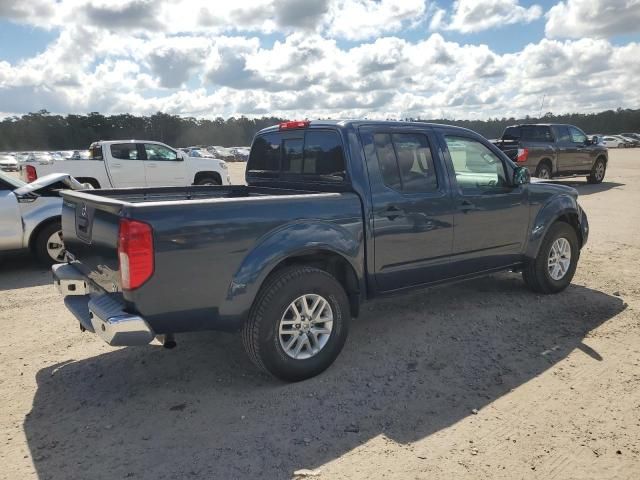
(513, 166, 530, 186)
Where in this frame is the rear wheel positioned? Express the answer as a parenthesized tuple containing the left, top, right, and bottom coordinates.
(523, 222, 579, 294)
(242, 266, 350, 381)
(587, 158, 606, 184)
(535, 161, 552, 179)
(34, 221, 66, 265)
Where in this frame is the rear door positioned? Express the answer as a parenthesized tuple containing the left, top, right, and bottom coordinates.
(105, 143, 147, 187)
(360, 127, 455, 291)
(440, 132, 529, 273)
(142, 143, 187, 187)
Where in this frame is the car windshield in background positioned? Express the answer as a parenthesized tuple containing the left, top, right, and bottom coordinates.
(249, 130, 346, 181)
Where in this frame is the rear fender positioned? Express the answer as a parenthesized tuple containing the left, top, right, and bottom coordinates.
(218, 220, 364, 321)
(525, 195, 579, 260)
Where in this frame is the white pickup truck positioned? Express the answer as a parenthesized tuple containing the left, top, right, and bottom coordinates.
(20, 140, 231, 188)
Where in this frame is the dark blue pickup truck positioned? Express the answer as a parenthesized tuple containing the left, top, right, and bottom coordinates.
(53, 120, 589, 381)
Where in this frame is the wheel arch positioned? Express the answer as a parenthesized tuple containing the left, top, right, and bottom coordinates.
(28, 215, 61, 251)
(220, 222, 365, 324)
(193, 171, 222, 185)
(525, 198, 583, 260)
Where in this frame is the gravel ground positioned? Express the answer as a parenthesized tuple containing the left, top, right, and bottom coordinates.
(1, 152, 639, 480)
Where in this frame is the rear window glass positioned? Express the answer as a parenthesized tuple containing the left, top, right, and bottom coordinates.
(521, 126, 552, 142)
(503, 127, 520, 140)
(553, 126, 572, 143)
(110, 144, 139, 160)
(249, 130, 345, 181)
(249, 133, 281, 176)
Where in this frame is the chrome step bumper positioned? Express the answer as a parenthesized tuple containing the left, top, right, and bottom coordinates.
(53, 263, 155, 346)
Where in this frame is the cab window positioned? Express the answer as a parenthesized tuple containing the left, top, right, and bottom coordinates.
(144, 144, 178, 161)
(445, 136, 508, 192)
(110, 144, 139, 160)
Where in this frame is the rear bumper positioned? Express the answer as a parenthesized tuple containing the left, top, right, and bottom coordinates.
(52, 263, 155, 346)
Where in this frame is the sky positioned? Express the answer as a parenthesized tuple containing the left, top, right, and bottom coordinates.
(0, 0, 639, 120)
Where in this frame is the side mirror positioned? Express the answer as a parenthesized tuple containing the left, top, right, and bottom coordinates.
(513, 166, 530, 186)
(177, 151, 186, 161)
(591, 136, 598, 145)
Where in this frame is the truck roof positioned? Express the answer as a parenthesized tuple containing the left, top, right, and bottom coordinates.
(256, 120, 480, 136)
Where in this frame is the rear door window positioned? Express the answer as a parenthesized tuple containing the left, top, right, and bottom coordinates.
(110, 143, 139, 160)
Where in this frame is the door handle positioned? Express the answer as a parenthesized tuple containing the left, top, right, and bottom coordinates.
(382, 205, 402, 220)
(111, 163, 122, 167)
(146, 163, 157, 168)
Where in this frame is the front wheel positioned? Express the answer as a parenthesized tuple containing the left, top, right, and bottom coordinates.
(34, 221, 66, 265)
(523, 222, 579, 294)
(242, 266, 350, 381)
(587, 158, 606, 184)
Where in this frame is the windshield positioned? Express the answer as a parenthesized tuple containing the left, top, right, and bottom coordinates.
(0, 171, 26, 188)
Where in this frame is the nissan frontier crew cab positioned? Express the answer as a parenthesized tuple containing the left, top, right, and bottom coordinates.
(53, 120, 589, 381)
(491, 123, 608, 183)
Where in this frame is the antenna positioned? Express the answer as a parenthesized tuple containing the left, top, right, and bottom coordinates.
(538, 94, 546, 119)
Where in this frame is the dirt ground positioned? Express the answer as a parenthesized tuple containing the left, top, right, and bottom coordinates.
(1, 151, 639, 480)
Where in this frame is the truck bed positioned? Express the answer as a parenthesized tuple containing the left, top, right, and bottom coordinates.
(60, 184, 365, 333)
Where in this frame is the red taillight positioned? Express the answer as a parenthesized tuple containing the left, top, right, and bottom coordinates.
(279, 120, 310, 130)
(25, 165, 37, 182)
(118, 218, 154, 290)
(516, 148, 529, 163)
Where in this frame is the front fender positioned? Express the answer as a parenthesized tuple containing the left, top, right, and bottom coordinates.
(218, 219, 364, 322)
(525, 194, 579, 260)
(20, 197, 62, 248)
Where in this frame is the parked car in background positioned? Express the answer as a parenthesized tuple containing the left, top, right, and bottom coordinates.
(53, 120, 589, 381)
(230, 147, 250, 161)
(188, 148, 216, 158)
(601, 136, 625, 148)
(0, 172, 90, 264)
(492, 123, 608, 183)
(20, 140, 231, 187)
(0, 153, 18, 171)
(620, 133, 640, 142)
(616, 135, 640, 147)
(207, 146, 236, 161)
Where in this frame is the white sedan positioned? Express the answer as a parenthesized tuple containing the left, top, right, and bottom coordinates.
(601, 136, 626, 148)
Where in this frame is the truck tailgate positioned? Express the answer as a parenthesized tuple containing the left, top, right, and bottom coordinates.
(61, 191, 123, 293)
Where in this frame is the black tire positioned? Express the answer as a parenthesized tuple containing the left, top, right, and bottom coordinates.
(523, 222, 579, 294)
(587, 157, 606, 184)
(534, 161, 552, 180)
(34, 221, 66, 266)
(242, 266, 350, 382)
(194, 176, 221, 186)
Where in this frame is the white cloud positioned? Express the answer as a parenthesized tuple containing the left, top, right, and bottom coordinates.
(0, 1, 639, 120)
(546, 0, 640, 38)
(445, 0, 542, 33)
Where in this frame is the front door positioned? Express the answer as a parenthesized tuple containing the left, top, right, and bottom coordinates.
(360, 127, 455, 292)
(552, 125, 581, 173)
(567, 126, 593, 170)
(143, 143, 186, 187)
(106, 143, 147, 187)
(441, 133, 529, 274)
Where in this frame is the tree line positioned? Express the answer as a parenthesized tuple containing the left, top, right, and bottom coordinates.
(1, 108, 639, 151)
